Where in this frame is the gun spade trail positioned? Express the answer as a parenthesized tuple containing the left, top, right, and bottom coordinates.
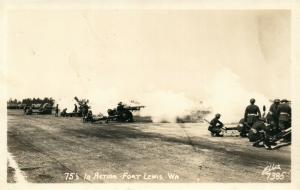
(7, 110, 290, 183)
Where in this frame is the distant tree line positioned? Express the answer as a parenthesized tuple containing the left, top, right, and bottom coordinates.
(7, 97, 55, 109)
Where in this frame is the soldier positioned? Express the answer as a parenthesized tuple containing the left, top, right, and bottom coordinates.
(26, 105, 33, 115)
(61, 108, 67, 117)
(117, 102, 124, 114)
(244, 98, 261, 128)
(208, 113, 224, 137)
(23, 105, 28, 114)
(268, 99, 280, 126)
(55, 104, 59, 117)
(276, 99, 291, 131)
(85, 110, 94, 122)
(250, 120, 276, 148)
(73, 104, 78, 113)
(238, 118, 248, 137)
(81, 102, 89, 117)
(248, 119, 269, 142)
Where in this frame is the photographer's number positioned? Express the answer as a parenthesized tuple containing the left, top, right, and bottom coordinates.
(265, 172, 286, 181)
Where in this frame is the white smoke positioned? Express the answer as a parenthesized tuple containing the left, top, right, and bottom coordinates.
(204, 68, 270, 123)
(55, 68, 272, 123)
(139, 91, 197, 122)
(56, 90, 205, 123)
(7, 11, 289, 123)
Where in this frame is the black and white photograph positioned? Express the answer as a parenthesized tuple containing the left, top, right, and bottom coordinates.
(1, 0, 299, 188)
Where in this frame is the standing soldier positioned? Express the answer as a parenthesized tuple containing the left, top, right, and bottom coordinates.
(244, 98, 261, 128)
(23, 105, 28, 114)
(26, 105, 33, 115)
(82, 102, 89, 117)
(208, 113, 224, 137)
(267, 99, 280, 127)
(73, 104, 78, 113)
(117, 102, 124, 114)
(55, 104, 59, 117)
(276, 99, 291, 131)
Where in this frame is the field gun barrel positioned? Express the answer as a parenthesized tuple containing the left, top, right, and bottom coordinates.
(125, 105, 145, 111)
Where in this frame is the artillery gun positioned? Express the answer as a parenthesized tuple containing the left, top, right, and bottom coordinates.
(252, 127, 291, 150)
(249, 103, 291, 149)
(82, 104, 145, 123)
(106, 105, 145, 122)
(24, 103, 53, 115)
(74, 96, 90, 117)
(60, 108, 79, 117)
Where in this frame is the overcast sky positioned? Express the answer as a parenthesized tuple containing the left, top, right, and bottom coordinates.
(5, 10, 291, 121)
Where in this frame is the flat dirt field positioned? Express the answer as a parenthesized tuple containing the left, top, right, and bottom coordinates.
(7, 110, 291, 183)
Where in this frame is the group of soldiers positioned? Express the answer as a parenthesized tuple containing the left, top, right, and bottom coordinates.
(58, 97, 90, 118)
(208, 98, 291, 148)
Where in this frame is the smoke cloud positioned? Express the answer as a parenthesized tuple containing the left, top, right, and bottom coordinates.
(6, 10, 290, 123)
(204, 68, 270, 123)
(55, 67, 271, 123)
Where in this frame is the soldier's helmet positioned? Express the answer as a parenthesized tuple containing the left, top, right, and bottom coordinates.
(215, 113, 221, 118)
(118, 102, 123, 105)
(250, 98, 255, 104)
(281, 99, 288, 103)
(274, 99, 280, 103)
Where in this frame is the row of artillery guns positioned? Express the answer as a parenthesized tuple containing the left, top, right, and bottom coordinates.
(83, 103, 145, 123)
(24, 103, 53, 115)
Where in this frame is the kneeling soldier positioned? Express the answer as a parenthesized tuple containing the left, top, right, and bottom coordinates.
(208, 113, 224, 137)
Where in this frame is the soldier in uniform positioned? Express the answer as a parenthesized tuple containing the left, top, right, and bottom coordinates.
(267, 99, 280, 126)
(85, 110, 94, 122)
(61, 108, 67, 117)
(276, 99, 291, 131)
(275, 99, 291, 142)
(23, 105, 28, 114)
(26, 105, 33, 115)
(244, 98, 261, 128)
(81, 102, 89, 117)
(248, 119, 269, 142)
(55, 104, 59, 117)
(73, 104, 78, 113)
(208, 113, 224, 137)
(238, 118, 248, 137)
(117, 102, 124, 114)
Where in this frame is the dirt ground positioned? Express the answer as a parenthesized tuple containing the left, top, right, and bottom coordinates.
(7, 110, 291, 183)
